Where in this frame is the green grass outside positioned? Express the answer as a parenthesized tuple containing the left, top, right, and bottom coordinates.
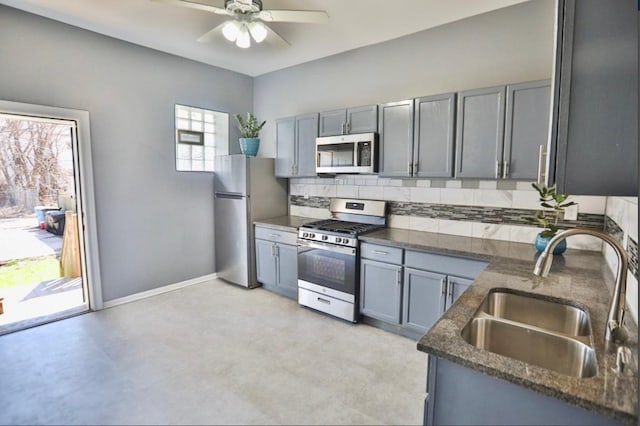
(0, 256, 59, 289)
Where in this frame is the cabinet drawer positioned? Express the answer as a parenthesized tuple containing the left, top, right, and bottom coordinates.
(255, 226, 298, 245)
(405, 250, 488, 279)
(361, 243, 403, 264)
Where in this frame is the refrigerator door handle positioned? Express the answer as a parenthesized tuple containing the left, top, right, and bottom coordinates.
(215, 192, 244, 200)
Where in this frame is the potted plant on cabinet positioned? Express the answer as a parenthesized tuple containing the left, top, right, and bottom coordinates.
(235, 112, 266, 157)
(529, 183, 577, 255)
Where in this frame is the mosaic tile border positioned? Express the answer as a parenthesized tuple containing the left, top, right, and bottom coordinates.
(628, 237, 638, 281)
(290, 196, 605, 230)
(604, 216, 639, 282)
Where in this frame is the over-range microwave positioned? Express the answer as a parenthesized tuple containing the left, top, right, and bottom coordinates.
(315, 132, 379, 174)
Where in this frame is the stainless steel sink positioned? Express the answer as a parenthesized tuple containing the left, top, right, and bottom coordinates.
(479, 290, 591, 336)
(461, 318, 597, 378)
(461, 289, 597, 378)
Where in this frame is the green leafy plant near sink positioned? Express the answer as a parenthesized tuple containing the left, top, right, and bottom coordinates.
(529, 183, 577, 254)
(529, 183, 577, 238)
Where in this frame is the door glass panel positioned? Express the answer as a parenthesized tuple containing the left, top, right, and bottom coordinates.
(298, 245, 356, 294)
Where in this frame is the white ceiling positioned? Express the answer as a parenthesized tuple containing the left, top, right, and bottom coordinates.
(0, 0, 529, 77)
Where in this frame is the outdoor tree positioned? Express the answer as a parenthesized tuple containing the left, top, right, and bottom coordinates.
(0, 118, 74, 213)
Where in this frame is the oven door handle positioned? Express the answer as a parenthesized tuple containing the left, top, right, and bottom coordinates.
(297, 239, 356, 256)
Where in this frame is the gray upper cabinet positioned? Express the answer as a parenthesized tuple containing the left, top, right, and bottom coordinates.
(413, 93, 456, 178)
(319, 105, 377, 136)
(455, 86, 506, 179)
(346, 105, 378, 134)
(275, 113, 318, 178)
(379, 100, 414, 177)
(503, 80, 551, 181)
(319, 109, 346, 137)
(275, 117, 295, 178)
(295, 113, 319, 177)
(549, 0, 637, 195)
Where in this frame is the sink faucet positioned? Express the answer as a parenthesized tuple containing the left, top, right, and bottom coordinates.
(533, 227, 628, 343)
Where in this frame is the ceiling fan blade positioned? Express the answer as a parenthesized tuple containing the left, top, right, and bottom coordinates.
(152, 0, 231, 16)
(196, 22, 226, 43)
(263, 24, 290, 49)
(258, 9, 329, 24)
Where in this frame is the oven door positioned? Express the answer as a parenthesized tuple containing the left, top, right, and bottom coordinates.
(297, 239, 357, 296)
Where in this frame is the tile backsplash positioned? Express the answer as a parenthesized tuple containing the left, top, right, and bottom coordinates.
(289, 176, 607, 251)
(603, 196, 638, 324)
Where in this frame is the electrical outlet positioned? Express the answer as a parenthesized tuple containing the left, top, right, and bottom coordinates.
(564, 204, 578, 221)
(303, 189, 310, 199)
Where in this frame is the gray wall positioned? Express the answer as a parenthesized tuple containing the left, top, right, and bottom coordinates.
(254, 0, 555, 158)
(0, 5, 253, 302)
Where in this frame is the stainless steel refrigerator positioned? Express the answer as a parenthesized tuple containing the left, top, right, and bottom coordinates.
(214, 155, 288, 288)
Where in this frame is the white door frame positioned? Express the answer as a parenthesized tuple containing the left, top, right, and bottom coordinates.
(0, 99, 103, 310)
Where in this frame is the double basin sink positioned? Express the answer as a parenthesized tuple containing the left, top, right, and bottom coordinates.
(461, 289, 597, 378)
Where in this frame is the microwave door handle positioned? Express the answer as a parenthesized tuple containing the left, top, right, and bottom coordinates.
(354, 142, 359, 167)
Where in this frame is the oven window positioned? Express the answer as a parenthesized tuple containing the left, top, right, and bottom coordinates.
(298, 245, 356, 295)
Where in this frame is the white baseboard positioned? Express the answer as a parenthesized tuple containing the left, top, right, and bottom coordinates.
(102, 273, 218, 309)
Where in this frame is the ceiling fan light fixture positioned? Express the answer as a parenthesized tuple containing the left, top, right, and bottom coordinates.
(235, 24, 251, 48)
(248, 21, 267, 43)
(222, 20, 240, 42)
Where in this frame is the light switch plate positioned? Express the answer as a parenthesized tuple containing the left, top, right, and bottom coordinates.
(564, 204, 578, 221)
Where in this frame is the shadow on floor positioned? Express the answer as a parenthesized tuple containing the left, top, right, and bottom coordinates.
(21, 277, 82, 301)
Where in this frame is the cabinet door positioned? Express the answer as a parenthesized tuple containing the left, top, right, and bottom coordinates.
(455, 86, 506, 179)
(445, 276, 473, 310)
(295, 113, 319, 177)
(503, 80, 551, 180)
(319, 109, 346, 137)
(551, 0, 637, 195)
(255, 239, 276, 287)
(275, 117, 296, 177)
(276, 243, 298, 298)
(414, 93, 456, 178)
(379, 100, 414, 177)
(403, 268, 447, 334)
(347, 105, 378, 134)
(360, 259, 403, 324)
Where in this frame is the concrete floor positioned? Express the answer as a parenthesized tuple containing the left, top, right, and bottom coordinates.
(0, 278, 427, 425)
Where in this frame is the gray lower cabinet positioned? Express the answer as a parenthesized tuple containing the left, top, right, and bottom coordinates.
(402, 268, 446, 334)
(319, 105, 377, 136)
(425, 356, 620, 426)
(360, 243, 488, 339)
(548, 0, 637, 196)
(255, 238, 277, 286)
(255, 226, 298, 300)
(379, 100, 414, 177)
(360, 258, 403, 324)
(275, 113, 318, 177)
(455, 85, 506, 179)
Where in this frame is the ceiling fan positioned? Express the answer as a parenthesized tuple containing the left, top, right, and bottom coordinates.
(155, 0, 329, 49)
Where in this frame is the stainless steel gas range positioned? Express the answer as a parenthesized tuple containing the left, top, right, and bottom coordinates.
(297, 198, 386, 322)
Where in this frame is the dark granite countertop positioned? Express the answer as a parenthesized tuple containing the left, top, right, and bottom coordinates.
(361, 228, 638, 425)
(253, 215, 315, 232)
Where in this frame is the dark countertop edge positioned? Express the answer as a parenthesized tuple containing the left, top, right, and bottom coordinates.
(359, 234, 495, 261)
(253, 215, 315, 232)
(417, 342, 636, 426)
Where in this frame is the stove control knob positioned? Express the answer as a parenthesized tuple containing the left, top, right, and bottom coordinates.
(309, 233, 315, 239)
(321, 235, 328, 241)
(302, 232, 309, 238)
(342, 238, 350, 245)
(335, 237, 342, 243)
